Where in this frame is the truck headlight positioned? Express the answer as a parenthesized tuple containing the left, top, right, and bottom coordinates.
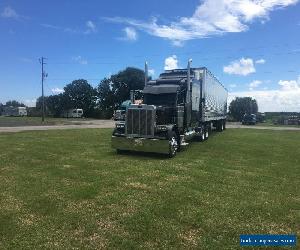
(116, 123, 125, 129)
(156, 125, 167, 132)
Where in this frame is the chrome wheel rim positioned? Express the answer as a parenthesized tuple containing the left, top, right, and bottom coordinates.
(170, 137, 178, 155)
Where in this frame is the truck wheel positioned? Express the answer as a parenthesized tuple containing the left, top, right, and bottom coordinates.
(204, 127, 209, 140)
(200, 131, 205, 141)
(223, 120, 226, 130)
(168, 133, 178, 158)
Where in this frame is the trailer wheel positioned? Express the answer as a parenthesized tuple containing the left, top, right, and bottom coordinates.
(216, 120, 224, 132)
(220, 122, 224, 131)
(168, 132, 178, 158)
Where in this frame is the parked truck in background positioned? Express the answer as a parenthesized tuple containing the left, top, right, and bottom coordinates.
(114, 90, 143, 121)
(242, 114, 257, 125)
(112, 60, 228, 157)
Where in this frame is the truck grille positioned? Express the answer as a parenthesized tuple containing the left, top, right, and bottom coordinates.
(126, 107, 155, 137)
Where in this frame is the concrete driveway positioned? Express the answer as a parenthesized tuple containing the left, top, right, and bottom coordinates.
(0, 120, 115, 133)
(0, 120, 299, 133)
(226, 123, 300, 131)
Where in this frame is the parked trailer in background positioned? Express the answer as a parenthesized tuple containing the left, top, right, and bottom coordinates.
(112, 60, 228, 157)
(63, 109, 83, 118)
(3, 106, 27, 116)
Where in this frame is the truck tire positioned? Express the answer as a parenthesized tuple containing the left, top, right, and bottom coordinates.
(216, 121, 222, 132)
(223, 120, 226, 130)
(200, 130, 205, 141)
(204, 126, 209, 140)
(168, 132, 178, 158)
(220, 122, 224, 131)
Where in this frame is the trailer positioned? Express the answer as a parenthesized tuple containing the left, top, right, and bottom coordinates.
(62, 109, 83, 118)
(3, 106, 27, 116)
(112, 60, 228, 157)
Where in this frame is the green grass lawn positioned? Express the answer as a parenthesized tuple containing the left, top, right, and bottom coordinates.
(0, 116, 92, 127)
(0, 129, 299, 249)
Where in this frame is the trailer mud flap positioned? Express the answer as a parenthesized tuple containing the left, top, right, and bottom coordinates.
(111, 136, 170, 154)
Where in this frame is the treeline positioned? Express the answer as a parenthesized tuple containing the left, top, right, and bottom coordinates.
(0, 100, 26, 114)
(35, 67, 146, 118)
(228, 97, 258, 121)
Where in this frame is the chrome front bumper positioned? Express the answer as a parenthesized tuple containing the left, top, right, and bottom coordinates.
(111, 136, 170, 154)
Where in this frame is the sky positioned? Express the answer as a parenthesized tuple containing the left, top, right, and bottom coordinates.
(0, 0, 300, 112)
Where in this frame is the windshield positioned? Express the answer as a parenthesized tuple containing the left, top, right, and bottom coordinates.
(144, 93, 177, 106)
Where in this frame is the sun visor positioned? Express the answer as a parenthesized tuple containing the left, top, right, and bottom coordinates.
(143, 84, 180, 94)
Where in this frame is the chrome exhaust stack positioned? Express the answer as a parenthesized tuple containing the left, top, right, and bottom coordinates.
(186, 59, 192, 104)
(145, 61, 148, 87)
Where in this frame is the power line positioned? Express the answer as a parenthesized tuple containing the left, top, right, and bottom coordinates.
(44, 49, 300, 66)
(45, 41, 300, 61)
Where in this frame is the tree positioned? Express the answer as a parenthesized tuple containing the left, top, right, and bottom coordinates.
(5, 100, 25, 107)
(110, 67, 145, 106)
(47, 94, 65, 117)
(36, 94, 66, 117)
(0, 103, 3, 115)
(36, 96, 49, 116)
(97, 67, 145, 118)
(63, 79, 97, 117)
(97, 78, 115, 118)
(229, 97, 258, 121)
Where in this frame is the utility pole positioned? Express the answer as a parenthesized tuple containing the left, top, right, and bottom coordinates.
(39, 57, 47, 122)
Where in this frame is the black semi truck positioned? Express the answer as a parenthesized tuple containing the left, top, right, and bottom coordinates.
(112, 60, 228, 157)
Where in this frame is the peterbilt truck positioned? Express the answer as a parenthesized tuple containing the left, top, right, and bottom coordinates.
(112, 60, 228, 157)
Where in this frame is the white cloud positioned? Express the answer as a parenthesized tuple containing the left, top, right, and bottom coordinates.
(85, 20, 97, 34)
(104, 0, 298, 45)
(51, 88, 64, 94)
(172, 40, 185, 47)
(255, 58, 266, 64)
(229, 76, 300, 112)
(41, 23, 79, 34)
(72, 56, 88, 65)
(122, 27, 138, 41)
(40, 23, 60, 30)
(148, 69, 155, 76)
(24, 99, 36, 107)
(164, 55, 178, 70)
(229, 84, 237, 88)
(1, 6, 19, 19)
(224, 58, 255, 76)
(249, 80, 262, 90)
(278, 79, 300, 91)
(41, 21, 97, 34)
